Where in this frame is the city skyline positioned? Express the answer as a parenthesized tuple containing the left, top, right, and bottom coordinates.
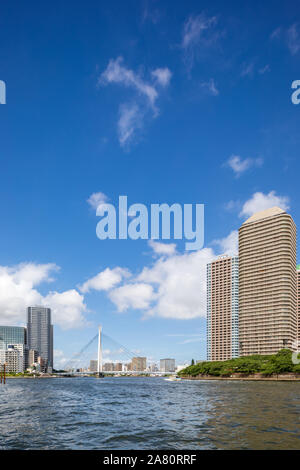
(0, 0, 300, 367)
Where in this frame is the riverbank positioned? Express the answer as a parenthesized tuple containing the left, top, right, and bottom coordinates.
(178, 349, 300, 380)
(181, 373, 300, 381)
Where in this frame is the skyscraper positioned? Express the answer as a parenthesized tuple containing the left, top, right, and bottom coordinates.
(207, 255, 239, 361)
(239, 207, 297, 356)
(297, 265, 300, 343)
(27, 307, 53, 371)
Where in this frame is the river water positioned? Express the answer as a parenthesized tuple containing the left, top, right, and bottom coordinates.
(0, 377, 299, 449)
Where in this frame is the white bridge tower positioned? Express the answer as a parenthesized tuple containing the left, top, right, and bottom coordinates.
(97, 325, 103, 375)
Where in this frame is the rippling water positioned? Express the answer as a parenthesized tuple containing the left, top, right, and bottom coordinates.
(0, 377, 299, 449)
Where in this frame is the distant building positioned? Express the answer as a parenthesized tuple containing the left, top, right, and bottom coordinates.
(27, 307, 53, 372)
(207, 255, 239, 361)
(148, 363, 158, 372)
(89, 360, 98, 372)
(28, 349, 39, 367)
(160, 358, 175, 372)
(0, 345, 23, 373)
(0, 326, 27, 350)
(103, 362, 115, 371)
(114, 363, 123, 371)
(131, 357, 146, 371)
(38, 356, 47, 373)
(0, 325, 28, 372)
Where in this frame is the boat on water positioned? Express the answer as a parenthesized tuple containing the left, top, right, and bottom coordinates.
(164, 376, 181, 382)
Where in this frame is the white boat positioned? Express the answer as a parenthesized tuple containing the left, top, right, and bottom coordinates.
(164, 376, 181, 382)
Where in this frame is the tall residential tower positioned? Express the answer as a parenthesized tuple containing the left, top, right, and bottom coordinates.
(239, 207, 297, 356)
(207, 255, 239, 361)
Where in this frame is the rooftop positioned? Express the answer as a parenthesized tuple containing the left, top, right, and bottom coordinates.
(242, 206, 285, 225)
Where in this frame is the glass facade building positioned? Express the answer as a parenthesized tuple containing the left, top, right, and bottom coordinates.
(27, 307, 53, 371)
(0, 326, 27, 350)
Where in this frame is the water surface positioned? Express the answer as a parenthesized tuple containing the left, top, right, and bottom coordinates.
(0, 377, 299, 449)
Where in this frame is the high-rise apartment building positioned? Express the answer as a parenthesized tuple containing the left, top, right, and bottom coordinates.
(297, 265, 300, 343)
(207, 255, 239, 361)
(131, 357, 146, 371)
(27, 307, 53, 371)
(160, 358, 175, 372)
(239, 207, 297, 355)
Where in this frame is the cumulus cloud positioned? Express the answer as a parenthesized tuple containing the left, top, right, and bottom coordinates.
(44, 289, 87, 330)
(79, 267, 130, 293)
(108, 283, 154, 312)
(148, 240, 176, 256)
(0, 262, 87, 329)
(99, 57, 171, 147)
(226, 155, 263, 176)
(87, 192, 109, 211)
(81, 230, 240, 320)
(239, 191, 290, 218)
(212, 230, 238, 256)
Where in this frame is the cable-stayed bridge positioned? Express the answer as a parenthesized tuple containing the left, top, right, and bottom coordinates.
(62, 326, 164, 376)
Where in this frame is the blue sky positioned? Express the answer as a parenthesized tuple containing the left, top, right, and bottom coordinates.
(0, 0, 300, 368)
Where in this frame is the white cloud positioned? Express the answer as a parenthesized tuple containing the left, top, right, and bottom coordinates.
(85, 230, 243, 320)
(108, 283, 154, 312)
(44, 289, 87, 330)
(181, 13, 217, 49)
(148, 240, 176, 256)
(54, 349, 68, 368)
(79, 267, 130, 293)
(200, 78, 219, 96)
(151, 68, 172, 87)
(239, 191, 290, 218)
(0, 262, 87, 330)
(87, 192, 109, 211)
(181, 13, 219, 70)
(287, 24, 300, 55)
(118, 103, 143, 147)
(100, 56, 158, 107)
(99, 57, 171, 147)
(226, 155, 263, 176)
(212, 230, 238, 256)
